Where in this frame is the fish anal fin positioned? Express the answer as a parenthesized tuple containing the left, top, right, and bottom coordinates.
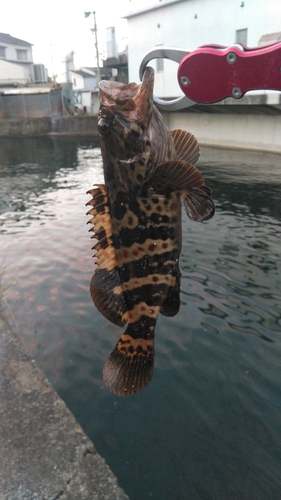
(181, 186, 215, 222)
(170, 129, 200, 165)
(90, 270, 128, 327)
(151, 160, 204, 193)
(103, 332, 154, 396)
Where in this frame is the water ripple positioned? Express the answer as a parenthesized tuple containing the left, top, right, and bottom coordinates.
(1, 139, 281, 500)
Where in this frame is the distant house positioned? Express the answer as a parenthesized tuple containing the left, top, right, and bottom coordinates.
(69, 66, 112, 115)
(69, 68, 97, 91)
(69, 66, 113, 90)
(0, 33, 34, 85)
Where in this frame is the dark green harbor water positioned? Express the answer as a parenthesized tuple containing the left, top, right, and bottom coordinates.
(1, 137, 281, 499)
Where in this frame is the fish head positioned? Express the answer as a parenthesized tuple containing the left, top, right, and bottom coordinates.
(98, 67, 172, 191)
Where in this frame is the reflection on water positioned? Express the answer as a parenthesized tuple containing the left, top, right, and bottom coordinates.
(1, 137, 281, 499)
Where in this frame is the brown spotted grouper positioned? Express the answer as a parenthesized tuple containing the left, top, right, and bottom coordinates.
(86, 67, 215, 396)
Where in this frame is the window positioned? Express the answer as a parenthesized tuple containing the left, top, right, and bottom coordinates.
(0, 46, 6, 58)
(236, 28, 248, 46)
(16, 49, 28, 61)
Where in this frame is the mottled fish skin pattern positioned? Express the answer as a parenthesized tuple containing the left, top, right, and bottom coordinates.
(86, 67, 215, 397)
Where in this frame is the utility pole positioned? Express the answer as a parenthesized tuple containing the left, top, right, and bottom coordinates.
(84, 10, 101, 87)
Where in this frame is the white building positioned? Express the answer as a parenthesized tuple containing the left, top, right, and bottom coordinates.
(69, 66, 113, 114)
(125, 0, 281, 98)
(0, 33, 34, 85)
(69, 68, 97, 91)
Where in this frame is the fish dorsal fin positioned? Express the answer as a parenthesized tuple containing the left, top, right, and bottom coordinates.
(151, 161, 215, 222)
(86, 185, 128, 326)
(170, 129, 200, 165)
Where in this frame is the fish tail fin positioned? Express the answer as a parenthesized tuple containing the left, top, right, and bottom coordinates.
(103, 323, 155, 397)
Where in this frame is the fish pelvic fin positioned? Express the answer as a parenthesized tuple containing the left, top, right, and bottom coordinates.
(103, 324, 155, 397)
(86, 185, 128, 326)
(150, 160, 215, 222)
(170, 129, 200, 165)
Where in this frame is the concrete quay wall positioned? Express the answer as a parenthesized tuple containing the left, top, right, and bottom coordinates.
(0, 100, 280, 153)
(163, 96, 281, 154)
(0, 116, 98, 137)
(164, 109, 281, 154)
(0, 317, 129, 500)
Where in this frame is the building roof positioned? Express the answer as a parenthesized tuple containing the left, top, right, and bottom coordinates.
(70, 70, 96, 78)
(70, 67, 112, 78)
(1, 87, 54, 95)
(82, 67, 97, 74)
(124, 0, 187, 19)
(0, 32, 32, 47)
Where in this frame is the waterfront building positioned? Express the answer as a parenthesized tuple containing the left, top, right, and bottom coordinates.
(125, 0, 281, 99)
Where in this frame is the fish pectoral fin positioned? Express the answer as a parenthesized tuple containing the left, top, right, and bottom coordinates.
(103, 330, 155, 396)
(170, 129, 200, 165)
(150, 160, 215, 221)
(151, 160, 203, 193)
(182, 185, 215, 222)
(86, 184, 128, 326)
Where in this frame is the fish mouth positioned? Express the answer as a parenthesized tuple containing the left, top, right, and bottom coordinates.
(99, 67, 154, 127)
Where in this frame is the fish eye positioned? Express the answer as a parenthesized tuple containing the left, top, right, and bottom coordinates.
(98, 117, 110, 134)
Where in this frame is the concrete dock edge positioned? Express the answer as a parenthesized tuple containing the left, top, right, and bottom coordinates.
(0, 317, 129, 500)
